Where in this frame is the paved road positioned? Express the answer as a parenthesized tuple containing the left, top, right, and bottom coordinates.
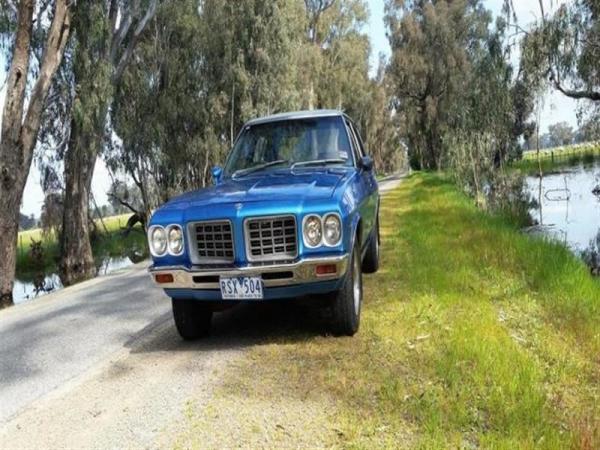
(0, 264, 170, 424)
(0, 174, 405, 448)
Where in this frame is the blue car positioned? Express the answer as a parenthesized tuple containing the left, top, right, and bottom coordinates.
(147, 110, 380, 339)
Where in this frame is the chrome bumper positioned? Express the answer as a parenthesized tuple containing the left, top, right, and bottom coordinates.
(148, 254, 349, 289)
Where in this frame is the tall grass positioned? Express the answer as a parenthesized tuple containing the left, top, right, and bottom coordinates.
(177, 173, 600, 448)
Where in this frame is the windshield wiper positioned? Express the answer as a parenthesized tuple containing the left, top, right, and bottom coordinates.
(291, 158, 347, 169)
(232, 159, 290, 178)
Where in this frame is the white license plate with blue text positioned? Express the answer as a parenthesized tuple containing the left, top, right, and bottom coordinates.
(219, 276, 263, 300)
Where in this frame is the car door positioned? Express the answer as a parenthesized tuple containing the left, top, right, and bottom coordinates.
(345, 119, 378, 250)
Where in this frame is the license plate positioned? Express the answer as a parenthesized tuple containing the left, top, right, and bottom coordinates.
(219, 276, 263, 300)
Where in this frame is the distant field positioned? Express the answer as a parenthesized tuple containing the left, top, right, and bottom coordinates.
(516, 142, 600, 173)
(17, 214, 132, 252)
(16, 213, 145, 275)
(522, 141, 600, 161)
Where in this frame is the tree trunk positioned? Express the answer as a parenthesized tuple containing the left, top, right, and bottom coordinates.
(58, 0, 156, 284)
(58, 1, 112, 285)
(0, 180, 26, 308)
(0, 0, 71, 307)
(59, 119, 100, 285)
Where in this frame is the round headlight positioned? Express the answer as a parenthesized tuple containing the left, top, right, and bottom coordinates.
(303, 215, 322, 247)
(323, 213, 342, 246)
(149, 226, 167, 256)
(167, 225, 184, 255)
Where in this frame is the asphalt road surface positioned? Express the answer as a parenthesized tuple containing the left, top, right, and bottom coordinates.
(0, 173, 405, 449)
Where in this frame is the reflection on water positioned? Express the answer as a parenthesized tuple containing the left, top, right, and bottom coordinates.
(526, 163, 600, 269)
(13, 256, 138, 305)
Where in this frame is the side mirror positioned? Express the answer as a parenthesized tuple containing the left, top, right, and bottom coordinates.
(359, 156, 373, 171)
(211, 166, 223, 185)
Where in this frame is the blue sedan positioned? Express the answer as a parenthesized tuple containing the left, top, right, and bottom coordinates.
(147, 110, 380, 339)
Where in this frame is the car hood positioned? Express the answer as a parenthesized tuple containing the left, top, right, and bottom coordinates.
(163, 168, 352, 208)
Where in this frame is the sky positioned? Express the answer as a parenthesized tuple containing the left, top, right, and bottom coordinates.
(0, 0, 584, 217)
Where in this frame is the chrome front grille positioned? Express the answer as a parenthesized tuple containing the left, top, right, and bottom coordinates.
(245, 215, 297, 262)
(190, 220, 234, 263)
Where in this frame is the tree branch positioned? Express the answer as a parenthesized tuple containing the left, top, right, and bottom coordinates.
(112, 0, 158, 83)
(552, 80, 600, 101)
(5, 0, 17, 15)
(21, 0, 71, 165)
(107, 192, 139, 215)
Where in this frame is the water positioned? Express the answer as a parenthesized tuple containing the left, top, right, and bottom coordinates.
(12, 256, 137, 305)
(525, 163, 600, 259)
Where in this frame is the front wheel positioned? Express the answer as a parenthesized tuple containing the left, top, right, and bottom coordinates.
(172, 299, 213, 340)
(330, 241, 362, 336)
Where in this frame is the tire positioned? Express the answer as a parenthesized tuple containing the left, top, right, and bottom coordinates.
(172, 298, 213, 340)
(362, 215, 380, 274)
(331, 240, 362, 336)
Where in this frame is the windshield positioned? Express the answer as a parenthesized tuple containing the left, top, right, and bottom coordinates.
(224, 116, 353, 178)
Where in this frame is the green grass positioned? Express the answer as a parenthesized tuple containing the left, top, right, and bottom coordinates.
(515, 143, 600, 173)
(177, 172, 599, 448)
(16, 214, 147, 276)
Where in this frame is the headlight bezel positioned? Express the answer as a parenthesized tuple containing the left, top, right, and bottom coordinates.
(322, 212, 342, 247)
(302, 214, 323, 248)
(148, 225, 168, 257)
(166, 224, 185, 256)
(302, 212, 343, 248)
(148, 223, 186, 257)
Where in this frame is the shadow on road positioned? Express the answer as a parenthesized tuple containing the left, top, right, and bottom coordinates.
(128, 297, 333, 354)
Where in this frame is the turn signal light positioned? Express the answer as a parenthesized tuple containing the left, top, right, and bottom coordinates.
(315, 264, 337, 276)
(155, 273, 174, 284)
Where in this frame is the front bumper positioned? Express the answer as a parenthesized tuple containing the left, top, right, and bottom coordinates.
(148, 254, 349, 291)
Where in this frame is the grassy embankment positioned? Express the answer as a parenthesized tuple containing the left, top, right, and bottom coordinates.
(514, 142, 600, 174)
(17, 214, 146, 277)
(176, 173, 599, 449)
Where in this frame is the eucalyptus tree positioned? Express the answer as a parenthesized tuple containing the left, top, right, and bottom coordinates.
(385, 0, 484, 169)
(59, 0, 157, 286)
(0, 0, 71, 307)
(547, 122, 575, 147)
(385, 0, 535, 170)
(301, 0, 371, 118)
(108, 0, 305, 222)
(516, 0, 600, 102)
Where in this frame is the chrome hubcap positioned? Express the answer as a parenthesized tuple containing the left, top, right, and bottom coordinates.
(353, 253, 361, 315)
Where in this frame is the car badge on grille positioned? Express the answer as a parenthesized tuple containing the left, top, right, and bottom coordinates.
(235, 203, 243, 211)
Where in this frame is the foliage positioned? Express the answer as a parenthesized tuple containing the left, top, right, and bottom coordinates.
(547, 121, 575, 147)
(385, 0, 535, 170)
(40, 192, 63, 237)
(518, 0, 600, 102)
(18, 213, 37, 231)
(108, 0, 384, 219)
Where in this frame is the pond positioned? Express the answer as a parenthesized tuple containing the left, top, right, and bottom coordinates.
(13, 255, 145, 305)
(525, 162, 600, 268)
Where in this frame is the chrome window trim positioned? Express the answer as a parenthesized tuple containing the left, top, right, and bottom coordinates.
(244, 214, 298, 262)
(187, 219, 235, 264)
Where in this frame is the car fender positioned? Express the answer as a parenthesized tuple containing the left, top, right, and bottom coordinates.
(348, 211, 362, 255)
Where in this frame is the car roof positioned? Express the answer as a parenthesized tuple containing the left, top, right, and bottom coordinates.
(244, 109, 346, 127)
